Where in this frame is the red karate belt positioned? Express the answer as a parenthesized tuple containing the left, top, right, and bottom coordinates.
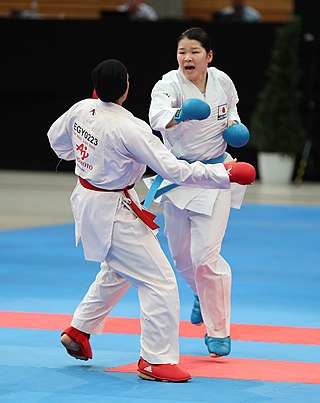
(79, 177, 159, 230)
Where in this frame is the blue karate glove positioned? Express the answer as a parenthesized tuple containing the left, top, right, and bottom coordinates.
(222, 121, 250, 148)
(174, 98, 211, 123)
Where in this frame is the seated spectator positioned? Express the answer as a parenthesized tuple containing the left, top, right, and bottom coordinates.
(117, 0, 159, 21)
(10, 0, 40, 19)
(215, 0, 262, 23)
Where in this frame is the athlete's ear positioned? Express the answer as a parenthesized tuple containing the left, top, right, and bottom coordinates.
(208, 50, 214, 64)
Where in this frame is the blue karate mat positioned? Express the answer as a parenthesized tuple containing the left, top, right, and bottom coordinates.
(1, 204, 320, 402)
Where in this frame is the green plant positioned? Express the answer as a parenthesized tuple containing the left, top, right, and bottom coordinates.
(250, 16, 306, 156)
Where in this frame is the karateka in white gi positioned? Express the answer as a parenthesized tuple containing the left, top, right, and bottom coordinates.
(147, 27, 252, 358)
(47, 58, 255, 382)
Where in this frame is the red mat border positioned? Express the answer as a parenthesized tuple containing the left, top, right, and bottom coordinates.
(2, 311, 320, 384)
(105, 355, 320, 384)
(1, 311, 320, 345)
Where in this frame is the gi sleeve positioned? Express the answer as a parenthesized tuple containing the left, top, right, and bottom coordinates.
(225, 76, 240, 122)
(124, 123, 231, 190)
(47, 110, 75, 161)
(149, 80, 180, 131)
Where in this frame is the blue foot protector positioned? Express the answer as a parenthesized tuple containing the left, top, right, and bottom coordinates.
(190, 295, 203, 325)
(205, 334, 231, 357)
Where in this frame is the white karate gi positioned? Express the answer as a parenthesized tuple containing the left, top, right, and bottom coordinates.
(148, 67, 247, 338)
(47, 98, 231, 363)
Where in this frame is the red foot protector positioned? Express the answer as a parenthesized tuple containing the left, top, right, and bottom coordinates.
(61, 326, 92, 360)
(137, 358, 191, 382)
(105, 355, 320, 384)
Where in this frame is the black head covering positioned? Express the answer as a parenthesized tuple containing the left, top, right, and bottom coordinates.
(92, 59, 128, 102)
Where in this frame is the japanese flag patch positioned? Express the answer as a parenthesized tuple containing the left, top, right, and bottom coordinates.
(218, 104, 228, 120)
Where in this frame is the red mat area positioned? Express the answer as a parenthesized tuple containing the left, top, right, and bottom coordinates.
(105, 355, 320, 384)
(2, 311, 320, 384)
(1, 311, 320, 345)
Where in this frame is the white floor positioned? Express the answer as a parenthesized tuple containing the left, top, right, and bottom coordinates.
(0, 169, 319, 230)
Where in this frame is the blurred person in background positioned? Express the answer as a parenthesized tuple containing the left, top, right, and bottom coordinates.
(117, 0, 159, 21)
(216, 0, 262, 22)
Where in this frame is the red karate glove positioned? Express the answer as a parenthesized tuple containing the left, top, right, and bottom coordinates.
(224, 162, 256, 185)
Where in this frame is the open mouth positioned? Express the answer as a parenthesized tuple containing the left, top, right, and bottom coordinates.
(185, 66, 195, 70)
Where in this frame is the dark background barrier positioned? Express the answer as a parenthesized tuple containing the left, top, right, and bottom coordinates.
(0, 18, 319, 180)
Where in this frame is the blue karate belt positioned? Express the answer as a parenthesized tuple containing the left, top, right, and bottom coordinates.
(143, 152, 227, 210)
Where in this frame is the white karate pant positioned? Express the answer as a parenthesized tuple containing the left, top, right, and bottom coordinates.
(162, 189, 232, 338)
(71, 201, 180, 364)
